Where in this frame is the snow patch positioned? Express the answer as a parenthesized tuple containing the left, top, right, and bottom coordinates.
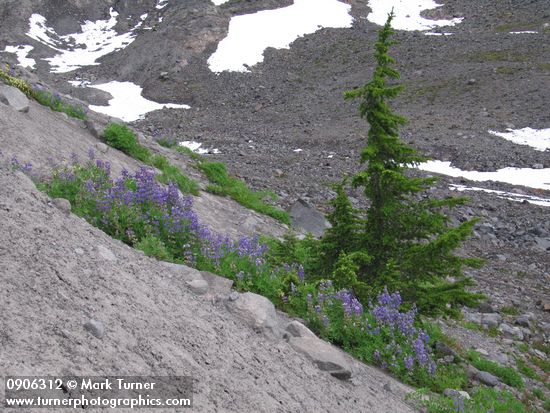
(489, 127, 550, 152)
(3, 45, 36, 69)
(208, 0, 352, 73)
(179, 141, 220, 154)
(87, 81, 189, 122)
(212, 0, 231, 4)
(450, 184, 550, 207)
(156, 0, 168, 9)
(26, 9, 141, 73)
(367, 0, 463, 31)
(509, 31, 538, 34)
(68, 79, 91, 88)
(417, 160, 550, 190)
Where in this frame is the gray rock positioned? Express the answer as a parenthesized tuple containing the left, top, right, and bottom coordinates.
(288, 336, 351, 380)
(226, 292, 280, 339)
(159, 71, 169, 80)
(95, 142, 109, 154)
(534, 237, 550, 251)
(532, 163, 544, 170)
(52, 198, 71, 214)
(467, 78, 477, 85)
(187, 279, 209, 295)
(84, 319, 105, 339)
(200, 271, 233, 295)
(514, 316, 531, 328)
(475, 348, 489, 357)
(228, 291, 240, 301)
(443, 389, 471, 400)
(0, 85, 29, 112)
(286, 321, 316, 339)
(435, 341, 457, 357)
(477, 302, 495, 313)
(463, 312, 482, 324)
(499, 323, 524, 340)
(97, 245, 117, 262)
(74, 248, 84, 255)
(85, 119, 100, 138)
(481, 313, 502, 328)
(476, 371, 499, 386)
(288, 198, 330, 238)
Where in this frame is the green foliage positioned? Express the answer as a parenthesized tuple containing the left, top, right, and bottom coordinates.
(544, 399, 550, 411)
(319, 12, 483, 315)
(411, 387, 529, 413)
(198, 161, 290, 224)
(151, 154, 199, 195)
(0, 65, 34, 96)
(265, 232, 321, 277)
(101, 124, 198, 195)
(102, 123, 150, 161)
(467, 351, 524, 389)
(319, 178, 361, 272)
(1, 65, 86, 119)
(33, 90, 87, 120)
(532, 388, 545, 401)
(516, 358, 542, 381)
(500, 306, 520, 316)
(136, 235, 172, 261)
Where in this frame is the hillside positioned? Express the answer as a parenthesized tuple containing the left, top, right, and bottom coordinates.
(0, 0, 549, 411)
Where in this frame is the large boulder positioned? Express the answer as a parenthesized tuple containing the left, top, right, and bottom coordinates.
(288, 198, 330, 237)
(288, 336, 352, 380)
(0, 85, 29, 112)
(225, 292, 280, 339)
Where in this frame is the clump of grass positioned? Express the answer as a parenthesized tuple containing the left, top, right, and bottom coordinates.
(151, 154, 199, 195)
(530, 355, 550, 375)
(468, 50, 530, 63)
(517, 343, 529, 353)
(33, 90, 87, 120)
(198, 161, 290, 224)
(516, 358, 543, 381)
(500, 306, 519, 316)
(102, 123, 151, 162)
(467, 350, 524, 389)
(532, 388, 546, 401)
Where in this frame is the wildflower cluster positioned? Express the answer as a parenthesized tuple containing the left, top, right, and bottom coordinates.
(39, 156, 289, 301)
(303, 283, 436, 382)
(367, 288, 436, 378)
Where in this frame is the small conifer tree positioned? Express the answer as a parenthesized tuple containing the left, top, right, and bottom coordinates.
(319, 177, 360, 272)
(336, 12, 482, 314)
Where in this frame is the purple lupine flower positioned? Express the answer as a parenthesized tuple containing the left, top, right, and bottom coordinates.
(404, 356, 414, 371)
(87, 148, 95, 160)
